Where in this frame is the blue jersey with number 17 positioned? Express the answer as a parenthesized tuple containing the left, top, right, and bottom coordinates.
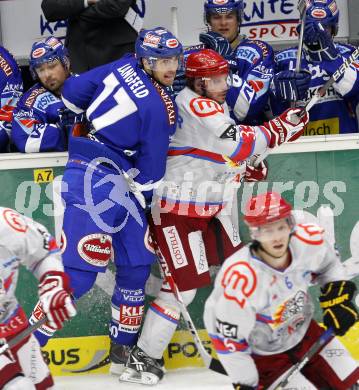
(62, 54, 178, 192)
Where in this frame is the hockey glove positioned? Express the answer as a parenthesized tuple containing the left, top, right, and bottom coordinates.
(319, 280, 358, 336)
(245, 160, 268, 182)
(38, 271, 77, 330)
(199, 31, 234, 60)
(263, 108, 309, 148)
(300, 21, 339, 62)
(272, 70, 311, 102)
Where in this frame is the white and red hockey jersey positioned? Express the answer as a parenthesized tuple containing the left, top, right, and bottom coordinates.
(0, 207, 63, 339)
(203, 223, 349, 386)
(155, 87, 270, 217)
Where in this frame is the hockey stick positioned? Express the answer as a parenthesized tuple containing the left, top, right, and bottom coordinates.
(150, 233, 227, 376)
(295, 0, 310, 74)
(291, 0, 312, 108)
(254, 45, 359, 167)
(0, 316, 47, 355)
(272, 327, 333, 390)
(171, 6, 179, 38)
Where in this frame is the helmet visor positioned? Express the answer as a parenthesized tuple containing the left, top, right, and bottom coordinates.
(147, 55, 182, 73)
(249, 218, 292, 243)
(202, 73, 231, 94)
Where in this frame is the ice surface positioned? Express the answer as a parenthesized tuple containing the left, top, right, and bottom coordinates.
(54, 368, 233, 390)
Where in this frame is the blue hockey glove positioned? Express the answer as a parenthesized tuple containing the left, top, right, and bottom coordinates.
(199, 31, 234, 60)
(300, 21, 339, 62)
(272, 70, 311, 102)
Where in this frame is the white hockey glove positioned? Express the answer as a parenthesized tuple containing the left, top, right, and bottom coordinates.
(263, 108, 309, 148)
(38, 271, 76, 330)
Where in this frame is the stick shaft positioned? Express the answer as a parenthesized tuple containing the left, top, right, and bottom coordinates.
(0, 316, 47, 355)
(274, 327, 333, 389)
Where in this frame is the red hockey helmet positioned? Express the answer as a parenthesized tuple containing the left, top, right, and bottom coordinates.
(244, 192, 293, 228)
(185, 49, 229, 79)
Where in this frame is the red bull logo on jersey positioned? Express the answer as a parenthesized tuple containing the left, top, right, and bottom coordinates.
(77, 234, 112, 267)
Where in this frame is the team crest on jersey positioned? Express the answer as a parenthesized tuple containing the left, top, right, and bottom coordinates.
(3, 209, 28, 233)
(32, 47, 46, 59)
(143, 33, 161, 48)
(166, 38, 179, 48)
(221, 261, 257, 308)
(189, 97, 224, 117)
(272, 290, 308, 329)
(77, 234, 112, 267)
(311, 8, 327, 18)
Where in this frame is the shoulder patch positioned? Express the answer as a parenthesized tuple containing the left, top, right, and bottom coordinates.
(151, 80, 177, 125)
(275, 48, 297, 62)
(3, 209, 28, 233)
(24, 87, 47, 108)
(221, 261, 257, 308)
(336, 43, 355, 55)
(293, 223, 324, 246)
(0, 53, 13, 77)
(189, 97, 224, 117)
(236, 45, 261, 64)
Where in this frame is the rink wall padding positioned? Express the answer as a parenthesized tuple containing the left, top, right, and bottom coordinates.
(42, 326, 358, 376)
(0, 145, 358, 374)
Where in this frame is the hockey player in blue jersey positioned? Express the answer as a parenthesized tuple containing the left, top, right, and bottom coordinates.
(30, 27, 183, 374)
(197, 0, 311, 125)
(272, 0, 359, 135)
(0, 45, 23, 152)
(12, 36, 80, 152)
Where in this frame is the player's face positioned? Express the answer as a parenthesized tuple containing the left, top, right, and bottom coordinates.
(194, 74, 229, 104)
(209, 11, 239, 42)
(36, 59, 69, 95)
(256, 219, 291, 260)
(150, 56, 181, 87)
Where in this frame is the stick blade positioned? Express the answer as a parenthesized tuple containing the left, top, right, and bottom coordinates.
(208, 357, 227, 376)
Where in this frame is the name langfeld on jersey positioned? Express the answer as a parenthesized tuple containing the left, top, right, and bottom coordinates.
(117, 63, 149, 98)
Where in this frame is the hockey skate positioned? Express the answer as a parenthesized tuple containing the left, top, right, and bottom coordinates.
(109, 343, 131, 375)
(119, 345, 164, 385)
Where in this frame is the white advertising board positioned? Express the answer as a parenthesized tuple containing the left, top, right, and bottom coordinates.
(0, 0, 349, 61)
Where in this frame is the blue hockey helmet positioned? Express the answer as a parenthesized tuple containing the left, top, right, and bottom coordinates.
(204, 0, 244, 23)
(29, 36, 70, 80)
(135, 27, 183, 64)
(306, 0, 339, 35)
